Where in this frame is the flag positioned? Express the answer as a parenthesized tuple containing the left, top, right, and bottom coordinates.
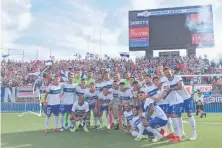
(49, 56, 55, 61)
(119, 52, 130, 58)
(18, 86, 35, 97)
(28, 72, 41, 77)
(86, 52, 94, 58)
(60, 70, 68, 81)
(104, 54, 110, 60)
(30, 60, 40, 68)
(45, 60, 53, 65)
(2, 54, 10, 58)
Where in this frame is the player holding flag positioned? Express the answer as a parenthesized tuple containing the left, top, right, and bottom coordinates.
(44, 76, 62, 133)
(60, 74, 76, 131)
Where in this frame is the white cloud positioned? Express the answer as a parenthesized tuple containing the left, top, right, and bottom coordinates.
(1, 0, 32, 49)
(1, 0, 222, 60)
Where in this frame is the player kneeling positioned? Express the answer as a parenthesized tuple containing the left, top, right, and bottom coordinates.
(70, 96, 90, 132)
(138, 91, 168, 143)
(130, 107, 148, 141)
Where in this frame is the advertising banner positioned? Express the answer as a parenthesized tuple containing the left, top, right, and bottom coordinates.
(159, 51, 180, 57)
(18, 86, 38, 98)
(129, 38, 149, 47)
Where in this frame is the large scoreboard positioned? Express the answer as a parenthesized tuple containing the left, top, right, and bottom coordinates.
(129, 5, 214, 51)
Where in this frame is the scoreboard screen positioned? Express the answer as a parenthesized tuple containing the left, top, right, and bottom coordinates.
(129, 5, 214, 50)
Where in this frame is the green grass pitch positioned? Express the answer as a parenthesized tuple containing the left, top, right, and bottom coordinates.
(1, 113, 222, 148)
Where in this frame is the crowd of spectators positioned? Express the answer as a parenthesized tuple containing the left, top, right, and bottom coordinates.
(1, 55, 222, 87)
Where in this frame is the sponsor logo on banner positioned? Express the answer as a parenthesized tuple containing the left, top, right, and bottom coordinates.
(159, 51, 180, 57)
(18, 86, 38, 98)
(129, 20, 149, 27)
(194, 85, 212, 101)
(209, 96, 222, 103)
(192, 33, 214, 44)
(129, 27, 149, 38)
(190, 13, 213, 24)
(184, 85, 193, 94)
(129, 38, 149, 47)
(193, 24, 213, 33)
(137, 11, 150, 17)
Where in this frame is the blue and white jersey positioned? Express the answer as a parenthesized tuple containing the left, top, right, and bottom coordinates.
(165, 75, 191, 100)
(123, 109, 133, 124)
(145, 84, 159, 97)
(95, 82, 103, 94)
(46, 84, 62, 105)
(72, 101, 89, 116)
(61, 83, 76, 105)
(109, 88, 121, 105)
(119, 89, 133, 105)
(84, 89, 98, 106)
(160, 76, 168, 83)
(143, 98, 167, 120)
(101, 79, 113, 89)
(75, 85, 87, 97)
(98, 93, 113, 106)
(156, 83, 168, 105)
(132, 115, 143, 129)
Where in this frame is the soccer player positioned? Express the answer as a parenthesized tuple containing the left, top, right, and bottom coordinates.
(75, 79, 87, 97)
(129, 77, 135, 89)
(98, 86, 113, 129)
(95, 73, 103, 94)
(84, 82, 99, 128)
(109, 81, 121, 129)
(136, 71, 145, 86)
(163, 67, 197, 141)
(123, 103, 133, 133)
(130, 107, 148, 141)
(101, 72, 113, 89)
(151, 76, 171, 136)
(123, 72, 130, 87)
(70, 96, 90, 132)
(85, 71, 95, 86)
(60, 74, 76, 131)
(138, 91, 168, 143)
(132, 81, 141, 108)
(119, 82, 133, 127)
(44, 76, 62, 133)
(141, 75, 158, 98)
(74, 70, 82, 85)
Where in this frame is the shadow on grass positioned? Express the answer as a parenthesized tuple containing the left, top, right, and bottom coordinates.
(1, 129, 189, 148)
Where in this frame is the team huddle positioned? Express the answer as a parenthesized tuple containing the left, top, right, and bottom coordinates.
(42, 67, 197, 143)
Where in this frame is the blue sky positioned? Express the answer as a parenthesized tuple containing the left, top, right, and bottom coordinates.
(1, 0, 222, 60)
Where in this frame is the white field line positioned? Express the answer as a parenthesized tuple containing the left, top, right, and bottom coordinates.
(183, 120, 222, 125)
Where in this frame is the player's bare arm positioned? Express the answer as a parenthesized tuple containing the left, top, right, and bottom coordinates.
(154, 90, 167, 102)
(44, 92, 48, 106)
(146, 104, 154, 119)
(169, 81, 183, 91)
(80, 112, 88, 120)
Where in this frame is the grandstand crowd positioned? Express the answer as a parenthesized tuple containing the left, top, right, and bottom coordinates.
(1, 55, 222, 87)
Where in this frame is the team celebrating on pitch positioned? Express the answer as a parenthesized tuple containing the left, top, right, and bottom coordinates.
(43, 67, 197, 143)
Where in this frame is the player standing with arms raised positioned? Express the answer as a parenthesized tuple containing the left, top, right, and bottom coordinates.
(44, 76, 62, 133)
